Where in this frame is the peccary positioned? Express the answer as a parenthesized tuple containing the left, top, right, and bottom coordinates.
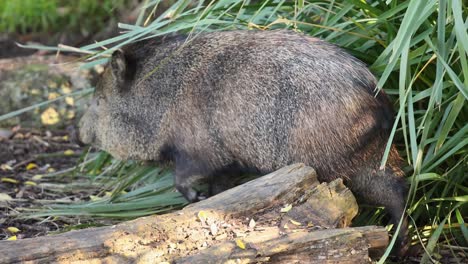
(79, 30, 408, 254)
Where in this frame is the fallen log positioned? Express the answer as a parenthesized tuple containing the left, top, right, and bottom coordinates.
(178, 226, 388, 264)
(0, 163, 388, 263)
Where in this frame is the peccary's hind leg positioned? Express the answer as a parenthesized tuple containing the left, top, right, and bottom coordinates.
(349, 169, 409, 256)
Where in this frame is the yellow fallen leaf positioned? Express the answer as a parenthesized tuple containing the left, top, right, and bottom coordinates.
(47, 80, 58, 89)
(7, 236, 17, 241)
(25, 181, 37, 186)
(61, 84, 72, 94)
(90, 195, 102, 201)
(1, 164, 13, 171)
(1, 177, 19, 184)
(235, 239, 246, 250)
(47, 167, 56, 173)
(66, 110, 75, 119)
(290, 219, 301, 226)
(30, 88, 41, 95)
(197, 211, 207, 222)
(65, 96, 74, 106)
(94, 64, 105, 74)
(90, 169, 100, 175)
(280, 204, 292, 213)
(64, 149, 75, 156)
(41, 107, 60, 125)
(47, 92, 60, 100)
(32, 175, 43, 180)
(7, 227, 20, 233)
(26, 163, 38, 170)
(62, 135, 69, 141)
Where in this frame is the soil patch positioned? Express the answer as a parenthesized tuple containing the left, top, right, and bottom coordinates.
(0, 127, 102, 240)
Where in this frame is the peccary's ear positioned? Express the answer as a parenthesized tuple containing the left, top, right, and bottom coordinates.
(110, 50, 127, 84)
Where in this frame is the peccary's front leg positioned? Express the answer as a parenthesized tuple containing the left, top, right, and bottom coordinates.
(174, 155, 209, 202)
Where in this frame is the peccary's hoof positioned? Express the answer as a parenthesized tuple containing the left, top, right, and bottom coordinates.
(197, 194, 208, 201)
(177, 186, 206, 202)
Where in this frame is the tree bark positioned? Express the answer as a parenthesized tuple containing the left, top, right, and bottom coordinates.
(0, 163, 388, 263)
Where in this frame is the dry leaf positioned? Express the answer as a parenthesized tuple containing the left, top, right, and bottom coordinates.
(47, 92, 60, 100)
(1, 177, 19, 184)
(66, 110, 75, 119)
(197, 211, 207, 222)
(61, 84, 72, 94)
(249, 218, 256, 229)
(7, 236, 17, 241)
(280, 204, 292, 213)
(290, 219, 301, 226)
(47, 80, 58, 89)
(26, 163, 38, 170)
(0, 193, 13, 201)
(64, 149, 75, 156)
(30, 88, 41, 95)
(24, 181, 37, 186)
(1, 164, 13, 171)
(32, 175, 43, 180)
(65, 97, 74, 106)
(235, 239, 246, 250)
(90, 195, 102, 201)
(41, 107, 60, 125)
(210, 223, 218, 236)
(7, 227, 20, 233)
(94, 64, 105, 74)
(215, 233, 227, 240)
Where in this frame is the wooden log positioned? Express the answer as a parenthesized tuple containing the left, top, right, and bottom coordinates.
(177, 226, 388, 264)
(0, 164, 388, 263)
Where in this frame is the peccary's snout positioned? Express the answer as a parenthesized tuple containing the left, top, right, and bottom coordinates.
(78, 117, 95, 145)
(66, 125, 86, 147)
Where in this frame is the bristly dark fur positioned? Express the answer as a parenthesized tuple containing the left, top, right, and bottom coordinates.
(79, 30, 408, 256)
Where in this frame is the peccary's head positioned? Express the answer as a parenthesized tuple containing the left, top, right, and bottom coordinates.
(79, 50, 157, 160)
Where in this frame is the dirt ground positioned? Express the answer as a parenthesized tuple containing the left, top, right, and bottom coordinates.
(0, 127, 97, 240)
